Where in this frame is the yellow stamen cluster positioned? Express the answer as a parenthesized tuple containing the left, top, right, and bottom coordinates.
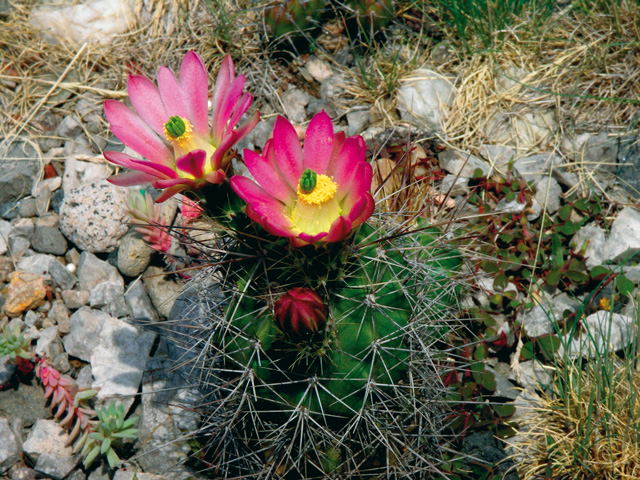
(163, 116, 194, 150)
(296, 174, 337, 205)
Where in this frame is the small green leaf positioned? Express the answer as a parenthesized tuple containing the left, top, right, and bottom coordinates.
(493, 403, 515, 418)
(591, 265, 612, 281)
(546, 270, 561, 287)
(83, 445, 101, 468)
(100, 437, 112, 455)
(558, 204, 572, 221)
(106, 448, 121, 468)
(616, 274, 634, 296)
(521, 341, 535, 360)
(474, 343, 488, 361)
(494, 273, 509, 291)
(565, 269, 588, 285)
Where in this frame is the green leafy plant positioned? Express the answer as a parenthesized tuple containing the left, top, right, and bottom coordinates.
(83, 402, 140, 468)
(0, 325, 31, 362)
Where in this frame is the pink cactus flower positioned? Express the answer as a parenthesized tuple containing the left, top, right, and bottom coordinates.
(274, 287, 327, 335)
(230, 111, 374, 247)
(104, 51, 259, 202)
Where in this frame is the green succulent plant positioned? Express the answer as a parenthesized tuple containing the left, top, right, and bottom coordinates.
(82, 402, 139, 468)
(0, 325, 31, 361)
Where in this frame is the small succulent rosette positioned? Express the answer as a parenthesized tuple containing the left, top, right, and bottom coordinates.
(104, 51, 259, 201)
(230, 111, 375, 247)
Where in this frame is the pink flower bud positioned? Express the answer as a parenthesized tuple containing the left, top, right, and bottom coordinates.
(274, 287, 327, 335)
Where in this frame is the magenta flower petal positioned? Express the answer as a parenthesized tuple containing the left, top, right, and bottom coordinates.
(179, 50, 209, 135)
(342, 162, 373, 211)
(107, 170, 158, 187)
(176, 150, 207, 179)
(157, 66, 189, 120)
(127, 75, 169, 136)
(246, 205, 293, 237)
(234, 113, 373, 247)
(272, 116, 303, 188)
(104, 100, 173, 165)
(302, 110, 333, 173)
(104, 51, 257, 201)
(227, 92, 253, 133)
(325, 216, 353, 243)
(244, 148, 295, 203)
(211, 56, 234, 144)
(104, 151, 177, 179)
(332, 137, 367, 199)
(156, 185, 189, 203)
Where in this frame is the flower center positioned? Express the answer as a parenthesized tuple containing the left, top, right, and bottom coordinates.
(296, 172, 337, 206)
(292, 171, 341, 235)
(163, 116, 194, 150)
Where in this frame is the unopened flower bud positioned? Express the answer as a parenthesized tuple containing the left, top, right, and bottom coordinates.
(274, 287, 327, 335)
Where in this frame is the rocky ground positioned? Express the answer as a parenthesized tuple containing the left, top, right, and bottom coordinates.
(2, 1, 640, 480)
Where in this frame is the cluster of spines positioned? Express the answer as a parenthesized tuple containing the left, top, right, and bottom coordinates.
(166, 216, 462, 478)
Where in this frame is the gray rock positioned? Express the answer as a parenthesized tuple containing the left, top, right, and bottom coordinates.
(535, 177, 562, 215)
(477, 144, 517, 174)
(518, 293, 579, 338)
(143, 266, 183, 318)
(116, 232, 153, 277)
(16, 254, 54, 277)
(7, 235, 30, 260)
(89, 281, 129, 318)
(320, 73, 347, 100)
(396, 69, 455, 132)
(513, 153, 564, 185)
(24, 311, 43, 328)
(440, 175, 469, 197)
(32, 176, 62, 216)
(282, 87, 309, 124)
(0, 202, 19, 220)
(0, 141, 40, 203)
(52, 350, 70, 373)
(61, 290, 90, 310)
(76, 365, 94, 390)
(602, 208, 640, 263)
(513, 360, 552, 391)
(565, 311, 634, 358)
(59, 180, 129, 253)
(30, 219, 68, 256)
(0, 356, 16, 385)
(65, 470, 86, 480)
(54, 115, 83, 139)
(485, 366, 519, 400)
(17, 197, 38, 218)
(0, 219, 11, 255)
(62, 158, 112, 196)
(49, 259, 77, 290)
(113, 472, 167, 480)
(0, 384, 49, 428)
(22, 419, 73, 461)
(124, 281, 159, 323)
(438, 149, 489, 178)
(583, 132, 618, 173)
(34, 326, 59, 358)
(0, 417, 20, 474)
(63, 307, 155, 405)
(34, 452, 77, 480)
(617, 135, 640, 196)
(305, 56, 333, 83)
(77, 251, 123, 291)
(571, 223, 606, 268)
(137, 356, 201, 480)
(10, 467, 37, 480)
(346, 109, 370, 136)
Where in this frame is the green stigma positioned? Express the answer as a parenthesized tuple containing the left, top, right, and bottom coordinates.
(299, 168, 317, 194)
(164, 116, 186, 138)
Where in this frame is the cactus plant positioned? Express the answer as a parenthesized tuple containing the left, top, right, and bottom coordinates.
(349, 0, 394, 32)
(264, 0, 326, 40)
(154, 113, 464, 477)
(104, 52, 463, 475)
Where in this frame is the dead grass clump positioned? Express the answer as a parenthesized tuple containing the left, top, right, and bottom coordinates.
(443, 2, 640, 152)
(507, 354, 640, 480)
